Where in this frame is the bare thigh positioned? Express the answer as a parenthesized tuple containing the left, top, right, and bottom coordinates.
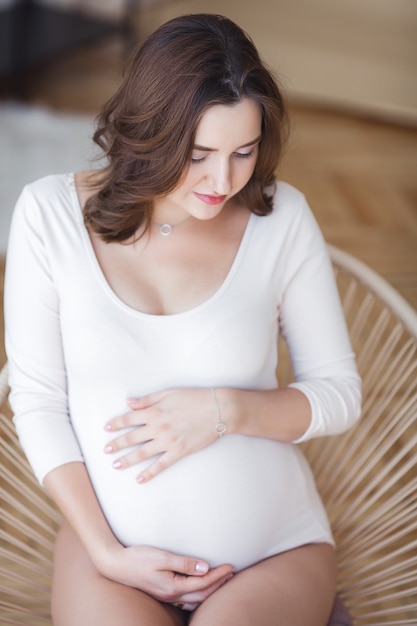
(190, 543, 337, 626)
(51, 523, 187, 626)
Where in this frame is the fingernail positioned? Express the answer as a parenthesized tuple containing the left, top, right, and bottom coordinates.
(112, 460, 122, 469)
(103, 445, 113, 453)
(137, 475, 145, 483)
(104, 423, 112, 431)
(195, 562, 209, 574)
(127, 397, 140, 403)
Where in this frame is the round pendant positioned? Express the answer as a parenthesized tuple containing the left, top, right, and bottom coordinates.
(160, 224, 173, 236)
(215, 422, 227, 436)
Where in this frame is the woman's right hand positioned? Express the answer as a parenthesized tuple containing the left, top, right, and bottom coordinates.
(44, 463, 232, 610)
(97, 543, 234, 609)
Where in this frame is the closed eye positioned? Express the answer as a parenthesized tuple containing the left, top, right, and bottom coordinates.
(191, 135, 261, 165)
(191, 149, 256, 165)
(234, 150, 255, 159)
(191, 155, 207, 164)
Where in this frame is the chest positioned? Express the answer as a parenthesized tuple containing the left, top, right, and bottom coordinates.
(90, 221, 249, 316)
(61, 272, 279, 395)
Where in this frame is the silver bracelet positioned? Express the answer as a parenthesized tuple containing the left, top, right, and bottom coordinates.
(211, 388, 226, 437)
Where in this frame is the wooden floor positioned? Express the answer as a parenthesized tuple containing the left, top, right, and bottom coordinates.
(1, 7, 417, 367)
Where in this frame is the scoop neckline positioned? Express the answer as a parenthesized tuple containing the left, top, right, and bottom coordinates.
(68, 172, 257, 320)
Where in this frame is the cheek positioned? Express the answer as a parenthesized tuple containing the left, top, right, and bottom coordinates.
(237, 161, 257, 187)
(181, 168, 203, 190)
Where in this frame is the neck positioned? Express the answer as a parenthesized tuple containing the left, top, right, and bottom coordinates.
(152, 215, 193, 237)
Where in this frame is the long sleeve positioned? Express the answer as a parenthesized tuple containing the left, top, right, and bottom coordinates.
(4, 183, 84, 483)
(272, 186, 362, 441)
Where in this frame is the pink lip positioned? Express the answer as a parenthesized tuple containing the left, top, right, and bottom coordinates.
(194, 192, 227, 205)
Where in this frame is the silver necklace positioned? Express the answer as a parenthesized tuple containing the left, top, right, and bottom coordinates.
(154, 217, 192, 237)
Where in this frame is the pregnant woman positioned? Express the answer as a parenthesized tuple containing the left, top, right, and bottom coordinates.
(5, 13, 361, 626)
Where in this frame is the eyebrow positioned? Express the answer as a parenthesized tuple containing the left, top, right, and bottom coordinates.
(193, 135, 262, 152)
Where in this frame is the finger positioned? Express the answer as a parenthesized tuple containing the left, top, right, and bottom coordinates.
(103, 425, 151, 454)
(159, 553, 210, 577)
(109, 440, 164, 471)
(175, 570, 234, 606)
(136, 448, 182, 483)
(134, 430, 189, 481)
(172, 601, 200, 612)
(172, 565, 234, 596)
(127, 389, 172, 411)
(126, 393, 158, 409)
(104, 409, 147, 433)
(163, 553, 233, 580)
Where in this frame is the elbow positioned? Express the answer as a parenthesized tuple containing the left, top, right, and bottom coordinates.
(348, 374, 362, 430)
(335, 375, 362, 434)
(291, 373, 362, 441)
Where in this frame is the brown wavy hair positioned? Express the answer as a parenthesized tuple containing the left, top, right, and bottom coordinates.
(84, 13, 289, 242)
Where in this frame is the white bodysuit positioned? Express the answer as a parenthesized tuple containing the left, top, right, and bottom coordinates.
(5, 174, 361, 572)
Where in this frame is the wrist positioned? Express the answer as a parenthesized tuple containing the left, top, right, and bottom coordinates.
(94, 541, 124, 579)
(89, 535, 124, 575)
(211, 388, 227, 437)
(214, 387, 246, 436)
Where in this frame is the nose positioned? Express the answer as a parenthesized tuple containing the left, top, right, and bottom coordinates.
(208, 158, 232, 195)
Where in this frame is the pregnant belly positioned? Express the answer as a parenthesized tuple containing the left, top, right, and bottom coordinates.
(87, 435, 319, 572)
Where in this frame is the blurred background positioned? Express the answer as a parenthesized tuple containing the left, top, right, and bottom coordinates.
(1, 0, 417, 364)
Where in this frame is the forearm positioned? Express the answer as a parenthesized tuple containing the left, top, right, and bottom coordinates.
(218, 374, 361, 443)
(43, 462, 121, 570)
(218, 387, 312, 443)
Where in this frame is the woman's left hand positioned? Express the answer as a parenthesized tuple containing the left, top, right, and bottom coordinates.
(103, 388, 223, 483)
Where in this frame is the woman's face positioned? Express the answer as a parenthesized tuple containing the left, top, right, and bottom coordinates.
(154, 98, 262, 222)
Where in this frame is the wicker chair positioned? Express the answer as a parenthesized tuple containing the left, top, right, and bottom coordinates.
(1, 245, 417, 625)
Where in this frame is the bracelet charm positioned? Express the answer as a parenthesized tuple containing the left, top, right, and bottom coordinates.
(211, 388, 227, 437)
